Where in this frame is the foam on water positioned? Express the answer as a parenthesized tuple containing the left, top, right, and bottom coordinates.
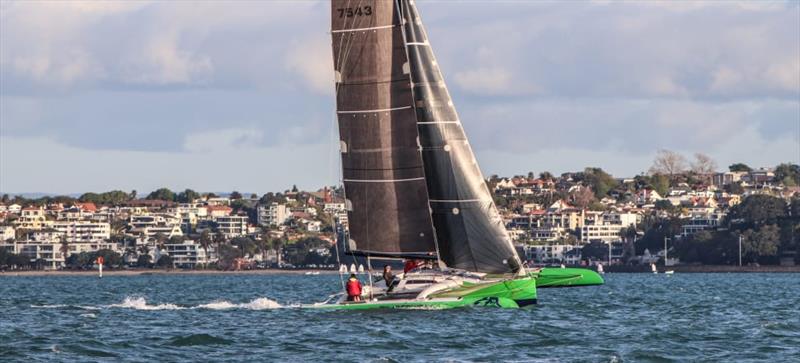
(196, 297, 281, 310)
(108, 297, 185, 310)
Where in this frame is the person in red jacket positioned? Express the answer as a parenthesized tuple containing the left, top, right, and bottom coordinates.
(403, 259, 420, 274)
(346, 273, 362, 302)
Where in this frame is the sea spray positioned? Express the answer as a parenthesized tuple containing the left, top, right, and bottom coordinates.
(108, 296, 185, 310)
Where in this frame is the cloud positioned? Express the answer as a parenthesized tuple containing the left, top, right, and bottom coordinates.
(183, 128, 264, 153)
(0, 0, 797, 192)
(285, 36, 334, 95)
(455, 67, 515, 95)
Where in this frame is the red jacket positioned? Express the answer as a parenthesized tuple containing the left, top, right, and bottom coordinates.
(404, 260, 418, 273)
(346, 278, 362, 297)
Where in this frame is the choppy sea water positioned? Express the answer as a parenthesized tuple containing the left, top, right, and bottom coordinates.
(1, 273, 798, 362)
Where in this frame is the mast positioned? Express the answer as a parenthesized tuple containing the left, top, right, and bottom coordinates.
(398, 0, 522, 273)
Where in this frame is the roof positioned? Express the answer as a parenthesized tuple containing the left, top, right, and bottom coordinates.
(75, 202, 97, 212)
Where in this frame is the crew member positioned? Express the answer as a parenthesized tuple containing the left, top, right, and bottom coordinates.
(382, 265, 397, 291)
(403, 259, 419, 273)
(346, 273, 362, 302)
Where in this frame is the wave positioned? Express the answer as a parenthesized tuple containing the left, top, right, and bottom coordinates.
(31, 296, 283, 311)
(196, 297, 282, 310)
(108, 296, 186, 310)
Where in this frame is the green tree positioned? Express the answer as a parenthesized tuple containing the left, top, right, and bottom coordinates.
(59, 236, 70, 268)
(729, 163, 752, 172)
(230, 191, 243, 200)
(291, 184, 299, 193)
(136, 254, 152, 268)
(177, 189, 201, 203)
(728, 195, 787, 227)
(650, 174, 670, 196)
(741, 225, 780, 263)
(198, 230, 213, 265)
(774, 163, 800, 186)
(146, 188, 176, 201)
(580, 167, 617, 199)
(539, 171, 554, 181)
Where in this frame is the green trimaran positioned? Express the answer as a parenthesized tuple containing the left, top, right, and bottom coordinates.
(315, 0, 602, 310)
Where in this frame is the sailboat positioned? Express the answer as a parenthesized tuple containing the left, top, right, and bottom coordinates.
(317, 0, 602, 310)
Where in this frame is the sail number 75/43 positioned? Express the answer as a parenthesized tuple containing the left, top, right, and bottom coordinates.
(337, 6, 373, 18)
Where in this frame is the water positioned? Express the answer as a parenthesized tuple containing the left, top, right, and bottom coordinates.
(1, 273, 798, 362)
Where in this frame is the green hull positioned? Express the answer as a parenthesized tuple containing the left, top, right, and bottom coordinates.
(312, 276, 537, 310)
(531, 267, 605, 288)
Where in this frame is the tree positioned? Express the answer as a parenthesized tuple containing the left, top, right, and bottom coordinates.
(59, 236, 70, 268)
(729, 163, 752, 172)
(230, 191, 243, 200)
(690, 153, 717, 183)
(580, 167, 617, 199)
(539, 171, 554, 181)
(291, 184, 299, 193)
(654, 200, 676, 212)
(136, 254, 152, 268)
(569, 187, 595, 209)
(650, 174, 670, 196)
(146, 188, 176, 201)
(773, 163, 800, 187)
(198, 230, 213, 265)
(155, 255, 174, 268)
(581, 242, 608, 262)
(177, 189, 201, 203)
(649, 149, 687, 183)
(741, 225, 780, 263)
(728, 195, 787, 227)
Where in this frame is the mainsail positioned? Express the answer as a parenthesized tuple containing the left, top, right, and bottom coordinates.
(330, 0, 521, 273)
(398, 0, 520, 273)
(331, 0, 437, 258)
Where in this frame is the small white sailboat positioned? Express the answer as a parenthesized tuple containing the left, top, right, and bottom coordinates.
(597, 263, 605, 274)
(664, 270, 674, 275)
(651, 263, 657, 274)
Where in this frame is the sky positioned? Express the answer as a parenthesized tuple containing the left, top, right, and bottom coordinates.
(1, 0, 798, 195)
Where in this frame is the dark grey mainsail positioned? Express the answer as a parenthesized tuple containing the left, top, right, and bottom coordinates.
(398, 0, 520, 273)
(331, 0, 437, 258)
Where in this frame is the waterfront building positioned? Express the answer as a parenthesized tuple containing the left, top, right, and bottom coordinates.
(163, 239, 216, 268)
(215, 215, 249, 238)
(51, 221, 111, 242)
(258, 202, 290, 227)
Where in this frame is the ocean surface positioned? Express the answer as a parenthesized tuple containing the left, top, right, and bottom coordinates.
(1, 273, 798, 362)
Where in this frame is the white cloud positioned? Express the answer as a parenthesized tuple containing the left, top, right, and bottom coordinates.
(183, 128, 263, 153)
(285, 36, 334, 95)
(453, 67, 533, 96)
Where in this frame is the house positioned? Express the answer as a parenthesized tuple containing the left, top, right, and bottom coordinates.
(215, 215, 249, 238)
(258, 203, 291, 227)
(15, 207, 47, 229)
(163, 239, 216, 268)
(0, 226, 14, 241)
(51, 221, 111, 242)
(207, 205, 232, 218)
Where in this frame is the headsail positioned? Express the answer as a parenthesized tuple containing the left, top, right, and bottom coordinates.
(399, 0, 521, 273)
(331, 0, 437, 258)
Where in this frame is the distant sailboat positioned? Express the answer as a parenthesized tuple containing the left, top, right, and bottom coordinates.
(597, 263, 605, 274)
(651, 263, 657, 274)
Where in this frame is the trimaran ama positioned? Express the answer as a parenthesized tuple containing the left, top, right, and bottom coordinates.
(316, 0, 603, 310)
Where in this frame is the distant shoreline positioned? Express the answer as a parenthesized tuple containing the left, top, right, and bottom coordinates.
(603, 265, 800, 273)
(0, 269, 339, 277)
